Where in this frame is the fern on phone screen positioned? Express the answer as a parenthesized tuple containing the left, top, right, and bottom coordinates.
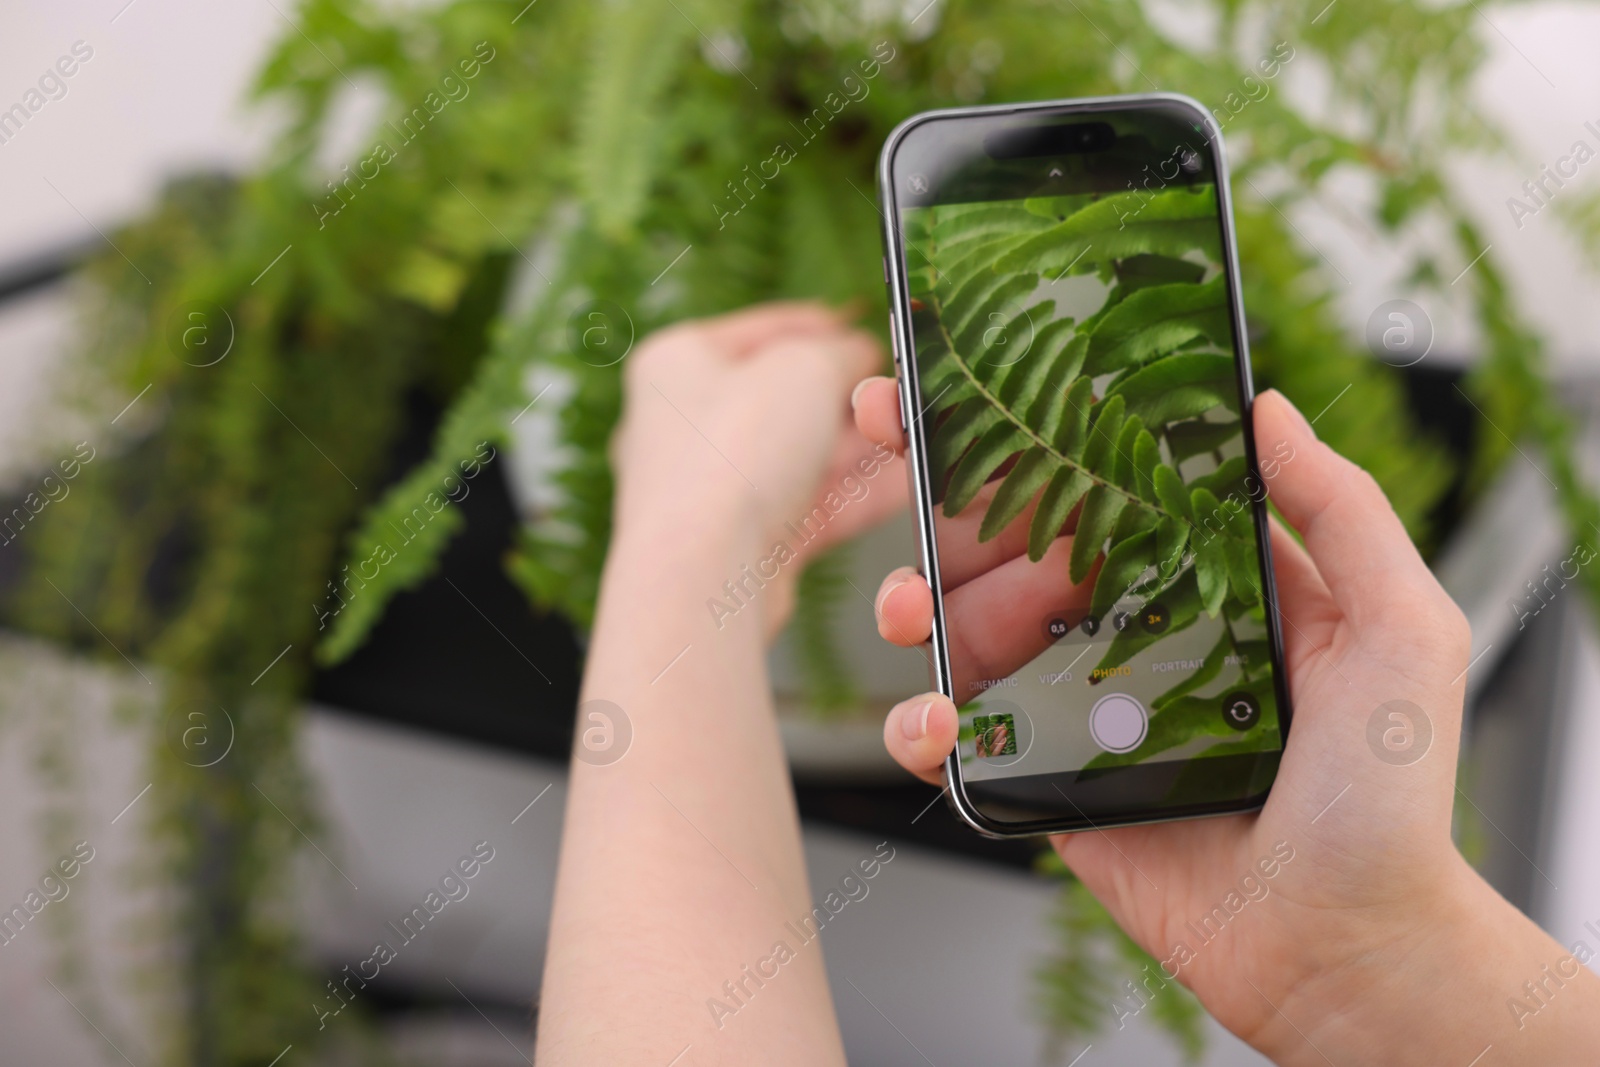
(906, 186, 1279, 767)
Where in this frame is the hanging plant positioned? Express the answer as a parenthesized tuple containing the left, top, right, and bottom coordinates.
(8, 1, 1598, 1063)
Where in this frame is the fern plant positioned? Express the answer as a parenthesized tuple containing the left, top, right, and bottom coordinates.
(908, 184, 1279, 772)
(12, 1, 1600, 1064)
(1034, 855, 1207, 1061)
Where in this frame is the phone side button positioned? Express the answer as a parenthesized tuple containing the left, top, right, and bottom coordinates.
(888, 313, 909, 434)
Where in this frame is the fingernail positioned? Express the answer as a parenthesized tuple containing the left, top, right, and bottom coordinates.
(901, 700, 932, 741)
(875, 574, 908, 616)
(850, 377, 874, 412)
(1268, 389, 1315, 440)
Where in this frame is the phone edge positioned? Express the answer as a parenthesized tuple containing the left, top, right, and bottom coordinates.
(875, 93, 1293, 840)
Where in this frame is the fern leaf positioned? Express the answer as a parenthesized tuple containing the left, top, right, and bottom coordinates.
(945, 423, 1026, 516)
(997, 313, 1074, 409)
(997, 188, 1222, 276)
(1090, 569, 1202, 677)
(1107, 352, 1238, 430)
(318, 242, 571, 665)
(1154, 515, 1191, 583)
(1111, 414, 1146, 488)
(1091, 528, 1157, 617)
(1079, 394, 1126, 472)
(907, 186, 1254, 639)
(1114, 252, 1207, 291)
(1069, 485, 1126, 584)
(1021, 192, 1101, 222)
(1033, 880, 1120, 1045)
(1084, 276, 1230, 376)
(791, 545, 862, 716)
(1153, 464, 1193, 522)
(945, 271, 1036, 354)
(576, 0, 697, 238)
(1025, 333, 1090, 429)
(970, 297, 1054, 382)
(1131, 429, 1162, 502)
(1191, 490, 1230, 617)
(929, 201, 1054, 277)
(1223, 532, 1262, 607)
(1166, 418, 1241, 464)
(929, 397, 1002, 486)
(1029, 468, 1091, 562)
(1110, 502, 1160, 544)
(1188, 455, 1249, 498)
(1044, 373, 1096, 458)
(1151, 629, 1232, 711)
(981, 450, 1057, 542)
(1106, 919, 1207, 1063)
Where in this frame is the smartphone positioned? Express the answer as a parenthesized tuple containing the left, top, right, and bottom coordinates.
(876, 94, 1292, 836)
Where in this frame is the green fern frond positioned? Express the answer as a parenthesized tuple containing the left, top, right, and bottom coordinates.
(1034, 875, 1206, 1062)
(907, 177, 1287, 762)
(575, 0, 701, 239)
(790, 545, 863, 716)
(317, 228, 576, 665)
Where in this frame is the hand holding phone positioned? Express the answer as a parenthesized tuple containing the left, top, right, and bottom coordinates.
(852, 379, 1585, 1065)
(862, 96, 1600, 1065)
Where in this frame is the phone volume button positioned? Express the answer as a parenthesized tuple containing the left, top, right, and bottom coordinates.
(888, 314, 909, 434)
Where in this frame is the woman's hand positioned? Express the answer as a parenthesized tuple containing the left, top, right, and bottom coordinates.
(543, 304, 912, 1067)
(610, 302, 905, 637)
(853, 378, 1600, 1065)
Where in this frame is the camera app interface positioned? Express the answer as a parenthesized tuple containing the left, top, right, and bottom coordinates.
(896, 108, 1284, 785)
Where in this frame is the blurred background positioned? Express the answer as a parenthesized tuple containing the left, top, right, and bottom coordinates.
(1, 1, 1599, 1064)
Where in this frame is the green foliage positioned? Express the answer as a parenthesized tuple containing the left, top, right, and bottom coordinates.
(789, 544, 865, 715)
(1034, 864, 1206, 1063)
(907, 184, 1275, 768)
(999, 189, 1223, 276)
(14, 164, 444, 1065)
(14, 0, 1600, 1063)
(575, 0, 706, 239)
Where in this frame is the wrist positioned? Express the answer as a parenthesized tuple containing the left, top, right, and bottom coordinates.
(608, 476, 813, 638)
(602, 481, 769, 629)
(611, 477, 762, 560)
(1261, 858, 1563, 1066)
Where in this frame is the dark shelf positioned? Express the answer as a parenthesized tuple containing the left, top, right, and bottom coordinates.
(308, 451, 583, 758)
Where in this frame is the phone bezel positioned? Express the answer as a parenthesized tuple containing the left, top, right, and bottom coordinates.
(875, 93, 1294, 838)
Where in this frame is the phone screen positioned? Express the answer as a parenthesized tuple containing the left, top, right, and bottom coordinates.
(886, 100, 1289, 830)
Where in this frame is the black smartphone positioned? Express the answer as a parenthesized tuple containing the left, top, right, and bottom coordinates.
(876, 94, 1292, 836)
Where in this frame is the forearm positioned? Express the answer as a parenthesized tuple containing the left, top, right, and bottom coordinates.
(1264, 862, 1600, 1066)
(536, 502, 846, 1065)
